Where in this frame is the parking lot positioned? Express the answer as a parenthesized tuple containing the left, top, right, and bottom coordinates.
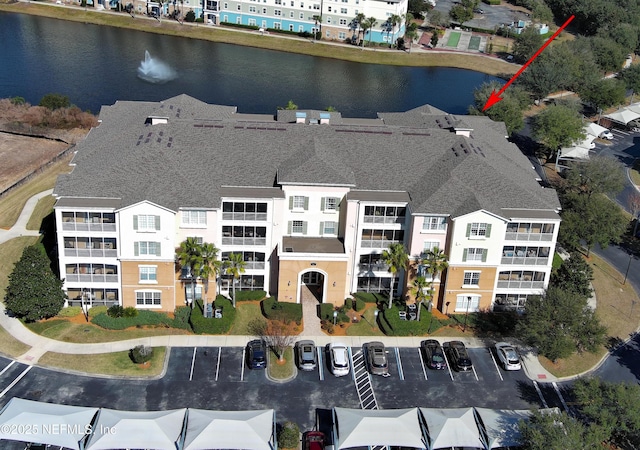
(0, 342, 575, 434)
(432, 0, 531, 32)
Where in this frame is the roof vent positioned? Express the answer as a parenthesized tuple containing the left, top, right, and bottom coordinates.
(296, 112, 307, 124)
(146, 116, 169, 125)
(320, 112, 330, 125)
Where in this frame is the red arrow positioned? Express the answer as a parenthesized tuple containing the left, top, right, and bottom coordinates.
(483, 15, 575, 111)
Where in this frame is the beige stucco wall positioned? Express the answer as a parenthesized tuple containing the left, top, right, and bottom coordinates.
(120, 260, 176, 311)
(442, 265, 496, 313)
(277, 259, 348, 305)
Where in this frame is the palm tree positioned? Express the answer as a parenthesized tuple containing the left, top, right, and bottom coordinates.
(421, 247, 449, 309)
(381, 243, 409, 309)
(355, 13, 366, 45)
(412, 275, 433, 322)
(199, 242, 221, 298)
(224, 252, 246, 307)
(364, 17, 378, 48)
(312, 15, 322, 42)
(176, 237, 203, 309)
(388, 14, 402, 48)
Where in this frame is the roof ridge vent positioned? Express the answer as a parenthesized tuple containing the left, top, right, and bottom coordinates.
(146, 116, 169, 125)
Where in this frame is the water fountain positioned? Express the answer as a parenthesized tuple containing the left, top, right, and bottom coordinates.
(137, 50, 177, 84)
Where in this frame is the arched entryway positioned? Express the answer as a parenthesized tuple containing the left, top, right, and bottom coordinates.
(297, 269, 326, 305)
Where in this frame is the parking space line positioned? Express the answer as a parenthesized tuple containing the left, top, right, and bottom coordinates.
(613, 129, 630, 135)
(394, 348, 404, 381)
(317, 347, 324, 381)
(417, 348, 428, 381)
(189, 347, 197, 381)
(215, 347, 221, 381)
(0, 361, 15, 377)
(552, 381, 570, 413)
(533, 381, 548, 408)
(443, 351, 454, 381)
(240, 347, 246, 381)
(0, 366, 31, 399)
(471, 364, 479, 381)
(488, 349, 503, 381)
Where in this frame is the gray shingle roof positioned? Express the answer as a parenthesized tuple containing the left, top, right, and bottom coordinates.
(54, 95, 560, 217)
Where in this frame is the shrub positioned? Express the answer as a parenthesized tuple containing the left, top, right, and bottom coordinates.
(483, 0, 500, 4)
(352, 292, 386, 304)
(39, 93, 70, 110)
(184, 10, 196, 22)
(344, 299, 353, 310)
(91, 310, 174, 330)
(122, 307, 138, 318)
(235, 290, 267, 302)
(129, 345, 153, 364)
(380, 305, 444, 336)
(172, 306, 192, 330)
(319, 303, 334, 320)
(278, 421, 300, 449)
(107, 305, 124, 318)
(221, 21, 260, 30)
(354, 298, 366, 312)
(57, 306, 83, 317)
(190, 296, 235, 334)
(262, 297, 302, 323)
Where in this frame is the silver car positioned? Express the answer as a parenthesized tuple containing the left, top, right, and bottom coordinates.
(329, 343, 350, 377)
(364, 341, 389, 376)
(494, 342, 522, 371)
(296, 340, 317, 371)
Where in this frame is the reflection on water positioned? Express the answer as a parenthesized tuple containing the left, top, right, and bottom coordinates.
(0, 11, 500, 117)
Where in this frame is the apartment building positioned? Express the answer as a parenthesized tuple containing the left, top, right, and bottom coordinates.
(53, 94, 560, 314)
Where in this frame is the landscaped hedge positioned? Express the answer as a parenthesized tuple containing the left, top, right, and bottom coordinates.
(220, 21, 260, 30)
(379, 305, 444, 336)
(261, 297, 302, 323)
(352, 292, 387, 304)
(172, 306, 192, 330)
(354, 297, 365, 312)
(234, 290, 267, 302)
(91, 310, 175, 330)
(483, 0, 500, 4)
(318, 303, 349, 323)
(190, 296, 235, 334)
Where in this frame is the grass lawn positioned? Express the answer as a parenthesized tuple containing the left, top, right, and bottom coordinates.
(468, 36, 481, 51)
(446, 31, 462, 48)
(267, 346, 295, 380)
(630, 168, 640, 186)
(346, 305, 385, 337)
(230, 301, 263, 335)
(539, 253, 640, 378)
(0, 3, 518, 77)
(0, 325, 31, 358)
(38, 347, 167, 377)
(0, 154, 72, 229)
(26, 195, 55, 231)
(0, 236, 40, 298)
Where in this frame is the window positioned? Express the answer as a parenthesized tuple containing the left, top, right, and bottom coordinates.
(135, 241, 161, 257)
(139, 266, 157, 283)
(249, 6, 256, 12)
(274, 8, 281, 14)
(223, 2, 227, 7)
(340, 7, 347, 13)
(274, 22, 281, 29)
(357, 276, 396, 293)
(134, 215, 160, 231)
(468, 222, 491, 238)
(290, 0, 293, 5)
(361, 229, 404, 247)
(313, 3, 320, 8)
(364, 206, 406, 223)
(262, 8, 267, 13)
(327, 6, 331, 11)
(237, 4, 241, 10)
(338, 31, 346, 39)
(423, 216, 446, 231)
(182, 210, 206, 226)
(463, 271, 480, 286)
(326, 16, 331, 23)
(321, 221, 337, 235)
(185, 286, 203, 302)
(289, 24, 294, 30)
(339, 18, 347, 25)
(290, 195, 308, 210)
(275, 0, 281, 3)
(455, 295, 480, 312)
(291, 220, 306, 234)
(136, 291, 161, 306)
(299, 13, 304, 20)
(300, 1, 303, 6)
(463, 248, 486, 262)
(423, 241, 440, 253)
(326, 30, 331, 37)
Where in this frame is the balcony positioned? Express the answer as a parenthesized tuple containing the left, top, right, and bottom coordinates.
(65, 273, 119, 283)
(496, 280, 545, 289)
(221, 212, 267, 221)
(360, 239, 402, 249)
(504, 232, 553, 242)
(204, 0, 219, 11)
(501, 256, 549, 265)
(221, 237, 267, 246)
(358, 262, 389, 272)
(64, 248, 117, 258)
(62, 221, 117, 232)
(363, 215, 405, 224)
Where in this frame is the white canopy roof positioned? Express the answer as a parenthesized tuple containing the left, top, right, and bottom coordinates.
(334, 407, 426, 449)
(85, 408, 187, 450)
(559, 146, 590, 160)
(626, 102, 640, 115)
(183, 409, 275, 450)
(420, 407, 484, 450)
(604, 108, 640, 125)
(475, 408, 532, 449)
(0, 397, 98, 450)
(585, 122, 608, 137)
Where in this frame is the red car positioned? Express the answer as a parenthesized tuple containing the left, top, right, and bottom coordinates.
(303, 431, 325, 450)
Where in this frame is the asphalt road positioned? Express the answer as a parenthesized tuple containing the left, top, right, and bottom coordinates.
(432, 0, 530, 31)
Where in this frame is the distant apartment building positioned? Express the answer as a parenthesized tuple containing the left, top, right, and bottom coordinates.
(53, 95, 560, 314)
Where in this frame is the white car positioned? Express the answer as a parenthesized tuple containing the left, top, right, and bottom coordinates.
(494, 342, 522, 371)
(329, 343, 350, 377)
(600, 130, 614, 140)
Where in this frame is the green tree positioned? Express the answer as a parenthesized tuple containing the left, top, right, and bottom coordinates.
(199, 242, 221, 297)
(354, 12, 366, 44)
(407, 0, 429, 19)
(518, 409, 605, 450)
(573, 378, 640, 448)
(39, 93, 70, 110)
(363, 16, 378, 47)
(470, 81, 531, 135)
(516, 51, 569, 100)
(564, 155, 626, 199)
(531, 1, 554, 23)
(516, 286, 606, 361)
(449, 4, 473, 25)
(224, 252, 246, 307)
(387, 14, 402, 48)
(512, 26, 545, 64)
(551, 252, 593, 299)
(428, 10, 447, 28)
(312, 14, 322, 42)
(411, 275, 432, 322)
(184, 10, 196, 22)
(176, 237, 204, 309)
(4, 245, 66, 322)
(589, 35, 627, 73)
(578, 78, 626, 112)
(620, 62, 640, 98)
(381, 243, 409, 309)
(531, 104, 585, 159)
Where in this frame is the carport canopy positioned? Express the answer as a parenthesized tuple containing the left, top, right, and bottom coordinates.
(0, 397, 98, 450)
(333, 407, 426, 449)
(419, 407, 484, 450)
(604, 108, 640, 125)
(84, 408, 187, 450)
(183, 409, 275, 450)
(474, 408, 532, 449)
(585, 122, 608, 137)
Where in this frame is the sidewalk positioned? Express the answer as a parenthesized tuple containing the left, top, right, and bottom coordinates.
(1, 189, 557, 381)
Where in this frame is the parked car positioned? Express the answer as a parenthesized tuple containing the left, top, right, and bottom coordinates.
(296, 340, 318, 371)
(600, 130, 614, 140)
(473, 8, 484, 13)
(494, 342, 522, 371)
(364, 341, 389, 376)
(247, 339, 266, 370)
(443, 341, 473, 371)
(420, 339, 446, 370)
(328, 342, 350, 377)
(303, 431, 325, 450)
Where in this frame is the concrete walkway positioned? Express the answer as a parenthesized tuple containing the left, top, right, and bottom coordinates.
(0, 190, 557, 382)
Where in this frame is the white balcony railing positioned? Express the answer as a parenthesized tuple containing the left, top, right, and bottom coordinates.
(504, 232, 554, 242)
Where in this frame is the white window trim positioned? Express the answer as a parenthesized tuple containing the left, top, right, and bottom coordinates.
(422, 216, 447, 233)
(468, 222, 488, 239)
(324, 197, 338, 212)
(135, 290, 162, 308)
(466, 248, 484, 262)
(462, 270, 481, 288)
(139, 265, 158, 284)
(455, 294, 480, 313)
(181, 210, 207, 228)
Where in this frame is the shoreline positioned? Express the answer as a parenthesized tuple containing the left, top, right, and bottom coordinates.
(0, 1, 517, 77)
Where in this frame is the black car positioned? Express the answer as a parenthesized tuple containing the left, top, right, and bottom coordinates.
(420, 339, 446, 370)
(247, 339, 267, 370)
(443, 341, 473, 371)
